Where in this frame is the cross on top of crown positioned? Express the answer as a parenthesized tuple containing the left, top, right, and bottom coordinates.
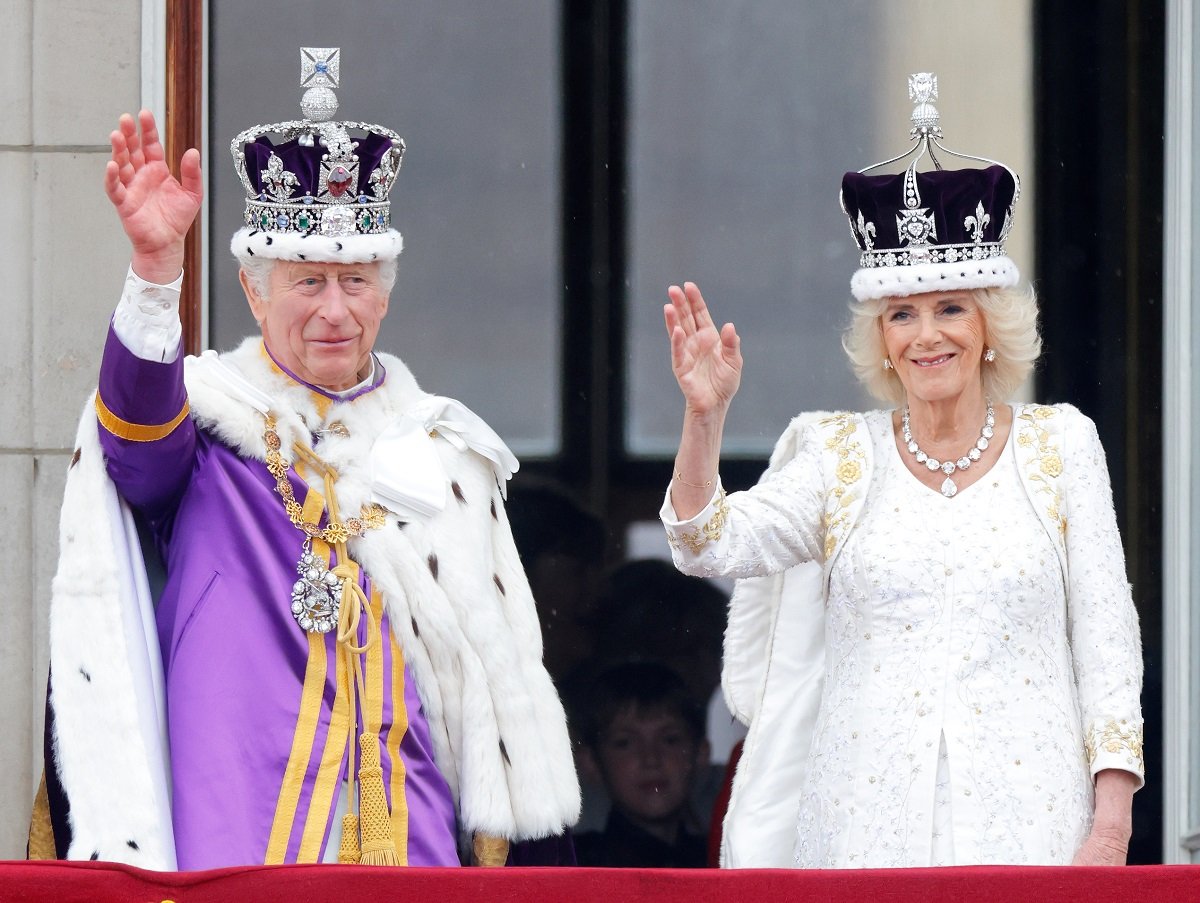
(908, 72, 941, 136)
(908, 72, 937, 105)
(301, 47, 340, 89)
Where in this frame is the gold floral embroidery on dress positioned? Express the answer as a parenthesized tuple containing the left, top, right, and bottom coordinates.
(670, 488, 730, 555)
(1015, 405, 1067, 537)
(1084, 719, 1145, 771)
(820, 413, 866, 560)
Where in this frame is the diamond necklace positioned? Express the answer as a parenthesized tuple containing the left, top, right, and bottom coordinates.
(901, 399, 995, 498)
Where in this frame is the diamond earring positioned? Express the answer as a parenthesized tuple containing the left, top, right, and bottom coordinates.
(984, 348, 996, 363)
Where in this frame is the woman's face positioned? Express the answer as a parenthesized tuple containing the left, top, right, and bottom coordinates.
(881, 290, 987, 406)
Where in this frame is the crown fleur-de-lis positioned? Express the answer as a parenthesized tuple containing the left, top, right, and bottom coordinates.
(856, 211, 876, 251)
(998, 207, 1015, 243)
(369, 150, 397, 199)
(965, 201, 991, 245)
(262, 153, 299, 202)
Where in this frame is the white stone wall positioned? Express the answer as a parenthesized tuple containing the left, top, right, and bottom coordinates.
(0, 0, 142, 858)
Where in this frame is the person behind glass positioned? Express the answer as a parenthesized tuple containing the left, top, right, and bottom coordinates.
(33, 49, 578, 870)
(506, 482, 606, 690)
(574, 661, 711, 868)
(658, 74, 1143, 868)
(574, 560, 732, 835)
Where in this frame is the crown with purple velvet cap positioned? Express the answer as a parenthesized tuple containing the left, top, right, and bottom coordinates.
(840, 72, 1021, 302)
(229, 47, 405, 265)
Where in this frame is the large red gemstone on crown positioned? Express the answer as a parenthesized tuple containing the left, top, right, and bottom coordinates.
(327, 165, 352, 198)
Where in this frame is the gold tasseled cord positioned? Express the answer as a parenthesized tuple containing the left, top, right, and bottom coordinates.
(335, 623, 364, 865)
(356, 732, 399, 866)
(299, 443, 402, 867)
(337, 812, 361, 865)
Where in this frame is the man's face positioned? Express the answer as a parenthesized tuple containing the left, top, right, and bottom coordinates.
(242, 260, 389, 392)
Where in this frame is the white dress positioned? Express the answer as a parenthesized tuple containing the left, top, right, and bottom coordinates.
(662, 405, 1144, 868)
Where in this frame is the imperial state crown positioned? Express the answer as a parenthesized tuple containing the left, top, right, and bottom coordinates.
(229, 47, 406, 265)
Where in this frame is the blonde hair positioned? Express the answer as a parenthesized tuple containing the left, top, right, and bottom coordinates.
(841, 285, 1041, 405)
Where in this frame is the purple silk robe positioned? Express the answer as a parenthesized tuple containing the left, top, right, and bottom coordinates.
(96, 326, 459, 870)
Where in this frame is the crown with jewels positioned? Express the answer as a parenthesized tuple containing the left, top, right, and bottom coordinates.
(229, 47, 406, 265)
(839, 73, 1021, 302)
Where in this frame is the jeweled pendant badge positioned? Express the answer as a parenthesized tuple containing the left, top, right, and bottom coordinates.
(291, 541, 341, 633)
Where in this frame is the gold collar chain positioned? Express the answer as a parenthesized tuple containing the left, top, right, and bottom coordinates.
(264, 414, 387, 542)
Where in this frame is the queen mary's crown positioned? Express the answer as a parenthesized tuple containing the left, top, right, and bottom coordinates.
(229, 47, 406, 265)
(839, 72, 1022, 302)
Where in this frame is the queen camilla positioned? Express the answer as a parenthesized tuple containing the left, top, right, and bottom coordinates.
(659, 74, 1144, 869)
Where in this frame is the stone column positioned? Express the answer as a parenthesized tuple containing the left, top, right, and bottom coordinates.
(0, 0, 144, 858)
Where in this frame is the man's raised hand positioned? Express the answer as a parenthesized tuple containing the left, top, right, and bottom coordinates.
(104, 109, 203, 284)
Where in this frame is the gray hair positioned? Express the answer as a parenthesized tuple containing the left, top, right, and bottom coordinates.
(239, 256, 398, 301)
(841, 285, 1042, 405)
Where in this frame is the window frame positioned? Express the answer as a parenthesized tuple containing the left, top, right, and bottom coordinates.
(1163, 0, 1199, 865)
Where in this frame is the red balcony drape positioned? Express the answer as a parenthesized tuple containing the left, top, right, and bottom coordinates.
(4, 860, 1198, 903)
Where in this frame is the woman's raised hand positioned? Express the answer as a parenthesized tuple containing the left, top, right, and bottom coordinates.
(664, 282, 742, 419)
(104, 110, 203, 284)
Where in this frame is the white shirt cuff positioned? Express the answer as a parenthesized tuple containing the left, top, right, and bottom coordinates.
(112, 265, 184, 363)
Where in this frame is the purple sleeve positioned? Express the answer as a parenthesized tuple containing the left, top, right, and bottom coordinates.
(96, 321, 196, 515)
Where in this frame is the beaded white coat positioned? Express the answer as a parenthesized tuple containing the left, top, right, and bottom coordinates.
(661, 403, 1143, 869)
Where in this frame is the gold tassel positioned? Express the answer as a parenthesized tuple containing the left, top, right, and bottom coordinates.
(472, 832, 511, 867)
(337, 813, 361, 864)
(356, 732, 400, 866)
(305, 457, 396, 866)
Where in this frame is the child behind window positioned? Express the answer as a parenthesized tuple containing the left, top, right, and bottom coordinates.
(574, 661, 711, 868)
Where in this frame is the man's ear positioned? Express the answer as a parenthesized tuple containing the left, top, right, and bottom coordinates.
(375, 273, 390, 318)
(239, 268, 266, 325)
